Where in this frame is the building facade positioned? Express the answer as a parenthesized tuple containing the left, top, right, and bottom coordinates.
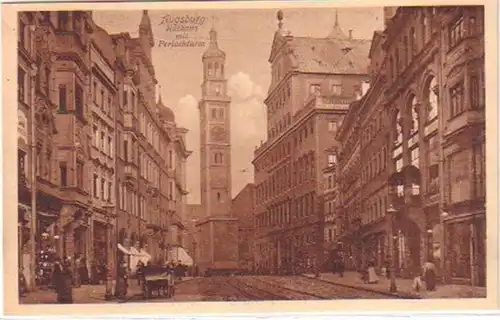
(17, 10, 191, 289)
(252, 11, 371, 275)
(337, 6, 485, 286)
(231, 184, 255, 273)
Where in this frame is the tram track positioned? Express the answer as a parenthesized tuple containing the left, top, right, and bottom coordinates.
(225, 276, 327, 300)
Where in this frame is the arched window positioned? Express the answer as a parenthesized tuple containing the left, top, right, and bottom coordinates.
(394, 110, 403, 146)
(409, 95, 419, 135)
(214, 62, 219, 77)
(427, 77, 439, 122)
(208, 62, 213, 76)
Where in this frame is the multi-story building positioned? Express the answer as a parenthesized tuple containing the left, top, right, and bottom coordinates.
(252, 11, 371, 275)
(337, 6, 485, 286)
(231, 183, 255, 273)
(17, 10, 192, 289)
(322, 147, 339, 253)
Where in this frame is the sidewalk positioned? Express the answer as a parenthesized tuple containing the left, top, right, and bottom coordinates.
(20, 277, 196, 304)
(303, 272, 487, 299)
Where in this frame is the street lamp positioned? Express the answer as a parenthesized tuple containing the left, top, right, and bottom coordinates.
(387, 204, 398, 293)
(102, 204, 115, 301)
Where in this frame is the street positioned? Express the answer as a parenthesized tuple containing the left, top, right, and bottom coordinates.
(21, 275, 398, 304)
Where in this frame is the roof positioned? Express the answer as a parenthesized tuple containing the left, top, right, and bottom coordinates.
(202, 28, 225, 59)
(156, 93, 175, 122)
(290, 36, 371, 75)
(92, 25, 116, 68)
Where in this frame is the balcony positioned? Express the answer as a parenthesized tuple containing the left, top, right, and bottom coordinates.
(123, 113, 140, 135)
(445, 109, 485, 138)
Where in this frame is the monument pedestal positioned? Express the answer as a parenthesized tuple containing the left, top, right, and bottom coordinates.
(196, 216, 239, 276)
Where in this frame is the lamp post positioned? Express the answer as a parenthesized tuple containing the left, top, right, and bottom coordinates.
(102, 205, 115, 300)
(387, 204, 398, 293)
(426, 228, 433, 262)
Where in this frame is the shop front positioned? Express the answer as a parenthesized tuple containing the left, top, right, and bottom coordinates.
(444, 210, 486, 286)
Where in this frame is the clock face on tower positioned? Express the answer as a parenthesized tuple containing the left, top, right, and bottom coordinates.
(210, 126, 227, 143)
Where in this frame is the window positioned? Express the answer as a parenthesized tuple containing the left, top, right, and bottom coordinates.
(450, 81, 465, 117)
(57, 12, 69, 31)
(328, 121, 338, 132)
(19, 19, 25, 47)
(410, 27, 417, 56)
(100, 89, 105, 108)
(93, 174, 98, 198)
(123, 90, 128, 110)
(107, 97, 112, 113)
(309, 84, 320, 95)
(131, 92, 136, 110)
(211, 108, 217, 119)
(18, 150, 26, 179)
(18, 67, 26, 102)
(59, 85, 67, 112)
(473, 142, 485, 198)
(93, 82, 97, 102)
(100, 131, 105, 150)
(219, 108, 224, 119)
(331, 84, 342, 95)
(75, 82, 84, 117)
(76, 161, 84, 189)
(427, 77, 439, 122)
(449, 16, 465, 48)
(470, 75, 481, 109)
(101, 178, 105, 200)
(217, 192, 221, 203)
(108, 181, 112, 202)
(168, 150, 173, 169)
(328, 154, 337, 166)
(328, 229, 333, 242)
(35, 55, 41, 90)
(108, 136, 112, 155)
(60, 163, 67, 187)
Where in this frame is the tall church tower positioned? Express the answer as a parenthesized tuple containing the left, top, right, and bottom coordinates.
(196, 27, 238, 275)
(199, 28, 232, 219)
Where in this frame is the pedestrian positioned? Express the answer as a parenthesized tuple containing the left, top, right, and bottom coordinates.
(366, 259, 379, 284)
(53, 258, 73, 303)
(337, 252, 345, 277)
(73, 253, 81, 288)
(18, 267, 27, 297)
(115, 260, 128, 299)
(136, 261, 144, 286)
(79, 256, 90, 285)
(422, 261, 437, 291)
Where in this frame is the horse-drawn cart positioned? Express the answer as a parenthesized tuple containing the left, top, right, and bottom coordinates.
(140, 266, 175, 299)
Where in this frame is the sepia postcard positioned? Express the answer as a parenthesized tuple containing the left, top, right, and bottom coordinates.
(2, 0, 499, 317)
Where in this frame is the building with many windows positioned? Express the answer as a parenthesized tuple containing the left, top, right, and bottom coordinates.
(337, 6, 485, 286)
(252, 11, 371, 275)
(17, 10, 192, 290)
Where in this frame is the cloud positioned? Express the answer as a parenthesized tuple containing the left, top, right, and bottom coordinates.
(175, 74, 268, 202)
(173, 95, 200, 203)
(228, 72, 266, 102)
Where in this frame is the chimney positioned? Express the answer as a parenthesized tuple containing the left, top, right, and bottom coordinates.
(348, 30, 353, 39)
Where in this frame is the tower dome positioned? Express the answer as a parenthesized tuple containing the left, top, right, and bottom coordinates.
(202, 28, 225, 59)
(157, 92, 175, 122)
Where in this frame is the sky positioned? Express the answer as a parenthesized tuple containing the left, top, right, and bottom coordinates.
(93, 7, 384, 204)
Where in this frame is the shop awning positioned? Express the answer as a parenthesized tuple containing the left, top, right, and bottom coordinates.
(117, 243, 131, 255)
(169, 246, 194, 266)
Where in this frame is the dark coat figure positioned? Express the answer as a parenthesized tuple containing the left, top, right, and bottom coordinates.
(53, 259, 73, 303)
(72, 254, 81, 288)
(79, 257, 90, 285)
(136, 261, 145, 286)
(423, 262, 437, 291)
(18, 268, 27, 297)
(335, 252, 345, 277)
(115, 261, 128, 299)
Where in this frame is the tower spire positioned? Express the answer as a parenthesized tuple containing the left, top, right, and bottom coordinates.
(334, 9, 339, 27)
